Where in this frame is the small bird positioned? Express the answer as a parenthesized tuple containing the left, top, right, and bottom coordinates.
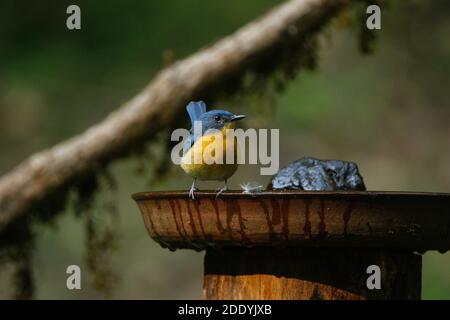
(180, 101, 245, 199)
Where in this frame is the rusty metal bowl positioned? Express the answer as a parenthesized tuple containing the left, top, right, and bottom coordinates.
(132, 191, 450, 251)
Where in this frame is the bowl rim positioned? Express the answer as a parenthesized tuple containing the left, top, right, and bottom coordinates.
(131, 190, 450, 201)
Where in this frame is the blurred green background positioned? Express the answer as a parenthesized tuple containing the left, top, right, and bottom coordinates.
(0, 0, 449, 299)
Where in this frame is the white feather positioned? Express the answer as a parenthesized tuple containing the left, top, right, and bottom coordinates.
(240, 182, 263, 194)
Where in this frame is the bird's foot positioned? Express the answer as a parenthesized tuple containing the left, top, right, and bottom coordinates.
(215, 185, 227, 199)
(189, 183, 198, 200)
(189, 187, 198, 200)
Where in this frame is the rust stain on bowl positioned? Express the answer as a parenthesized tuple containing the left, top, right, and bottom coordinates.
(132, 191, 450, 251)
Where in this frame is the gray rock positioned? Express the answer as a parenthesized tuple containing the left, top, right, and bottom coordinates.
(268, 157, 366, 191)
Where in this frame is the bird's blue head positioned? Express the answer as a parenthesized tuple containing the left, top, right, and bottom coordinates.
(199, 110, 246, 131)
(186, 101, 245, 132)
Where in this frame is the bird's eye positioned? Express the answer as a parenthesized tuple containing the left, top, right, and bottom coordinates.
(214, 115, 221, 122)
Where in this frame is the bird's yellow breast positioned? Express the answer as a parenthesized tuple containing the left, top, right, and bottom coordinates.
(180, 124, 238, 181)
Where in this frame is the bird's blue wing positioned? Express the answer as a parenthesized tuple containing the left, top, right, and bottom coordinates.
(186, 101, 206, 126)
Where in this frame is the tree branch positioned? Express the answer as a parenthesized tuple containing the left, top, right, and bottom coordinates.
(0, 0, 349, 231)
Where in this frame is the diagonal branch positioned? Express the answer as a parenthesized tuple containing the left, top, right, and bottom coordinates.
(0, 0, 349, 231)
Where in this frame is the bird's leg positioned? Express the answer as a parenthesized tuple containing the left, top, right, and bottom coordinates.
(189, 179, 197, 200)
(215, 179, 228, 199)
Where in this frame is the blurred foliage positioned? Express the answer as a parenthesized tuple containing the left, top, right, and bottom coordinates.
(0, 0, 449, 299)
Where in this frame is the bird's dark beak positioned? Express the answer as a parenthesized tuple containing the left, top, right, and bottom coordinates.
(230, 115, 246, 122)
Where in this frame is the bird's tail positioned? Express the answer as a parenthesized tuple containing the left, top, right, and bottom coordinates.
(186, 101, 206, 126)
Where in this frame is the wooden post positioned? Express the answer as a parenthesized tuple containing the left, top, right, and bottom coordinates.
(204, 248, 421, 300)
(132, 191, 450, 300)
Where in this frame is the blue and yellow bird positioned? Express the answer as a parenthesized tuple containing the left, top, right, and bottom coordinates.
(180, 101, 245, 199)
